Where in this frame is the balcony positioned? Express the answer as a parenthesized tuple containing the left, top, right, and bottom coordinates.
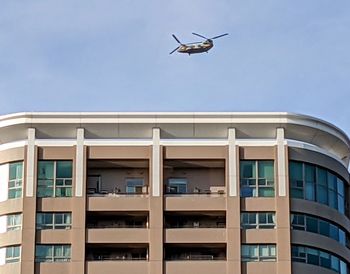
(86, 212, 149, 243)
(164, 244, 226, 261)
(164, 160, 226, 210)
(86, 244, 148, 261)
(164, 212, 226, 243)
(163, 159, 225, 196)
(87, 159, 149, 196)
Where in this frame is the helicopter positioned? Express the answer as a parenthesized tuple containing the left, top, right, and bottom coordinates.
(170, 32, 228, 55)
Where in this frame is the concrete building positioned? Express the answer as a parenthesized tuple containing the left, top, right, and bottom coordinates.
(0, 112, 349, 274)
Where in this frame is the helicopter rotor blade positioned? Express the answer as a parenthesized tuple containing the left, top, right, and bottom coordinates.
(169, 46, 180, 55)
(172, 34, 182, 44)
(210, 33, 229, 40)
(192, 32, 208, 40)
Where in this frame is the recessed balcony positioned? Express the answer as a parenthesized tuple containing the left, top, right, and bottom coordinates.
(86, 244, 149, 261)
(87, 160, 149, 196)
(163, 159, 226, 196)
(164, 244, 226, 261)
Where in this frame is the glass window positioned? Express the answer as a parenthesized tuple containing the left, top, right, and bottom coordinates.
(319, 220, 330, 237)
(126, 178, 144, 193)
(305, 165, 316, 201)
(292, 245, 348, 274)
(241, 245, 276, 262)
(289, 161, 349, 216)
(259, 245, 276, 261)
(240, 161, 274, 197)
(317, 168, 328, 204)
(5, 246, 21, 263)
(35, 245, 71, 262)
(8, 162, 23, 199)
(319, 251, 331, 268)
(290, 161, 304, 199)
(37, 161, 72, 198)
(241, 212, 275, 229)
(167, 178, 187, 194)
(36, 213, 71, 230)
(306, 216, 318, 233)
(7, 214, 22, 231)
(241, 245, 258, 262)
(329, 224, 339, 241)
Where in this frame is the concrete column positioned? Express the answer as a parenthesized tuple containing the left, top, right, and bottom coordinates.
(275, 128, 291, 274)
(21, 128, 37, 274)
(71, 128, 87, 274)
(149, 128, 163, 274)
(226, 128, 241, 274)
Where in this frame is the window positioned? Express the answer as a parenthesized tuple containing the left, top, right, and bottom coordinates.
(5, 245, 21, 263)
(167, 178, 188, 194)
(7, 214, 22, 231)
(241, 244, 276, 262)
(291, 213, 349, 248)
(8, 162, 23, 199)
(240, 161, 274, 197)
(37, 161, 72, 197)
(36, 212, 72, 230)
(35, 245, 71, 262)
(126, 178, 144, 194)
(241, 212, 275, 229)
(289, 161, 348, 215)
(292, 245, 348, 274)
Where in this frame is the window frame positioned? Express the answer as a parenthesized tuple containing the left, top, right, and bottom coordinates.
(36, 212, 72, 230)
(5, 245, 21, 263)
(6, 214, 22, 231)
(241, 212, 276, 229)
(241, 244, 276, 262)
(37, 161, 73, 198)
(240, 160, 275, 198)
(35, 244, 71, 263)
(8, 162, 23, 199)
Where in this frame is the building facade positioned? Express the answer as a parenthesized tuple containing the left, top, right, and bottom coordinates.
(0, 112, 349, 274)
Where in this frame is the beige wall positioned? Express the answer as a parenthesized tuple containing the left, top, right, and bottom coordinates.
(164, 168, 225, 192)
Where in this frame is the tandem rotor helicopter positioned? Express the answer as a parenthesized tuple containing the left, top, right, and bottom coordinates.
(170, 32, 228, 55)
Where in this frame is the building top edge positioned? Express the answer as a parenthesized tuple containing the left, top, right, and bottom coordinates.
(0, 111, 348, 138)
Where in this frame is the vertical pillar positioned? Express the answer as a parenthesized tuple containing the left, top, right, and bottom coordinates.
(21, 128, 37, 274)
(149, 128, 163, 274)
(275, 128, 292, 274)
(226, 128, 241, 274)
(71, 128, 86, 274)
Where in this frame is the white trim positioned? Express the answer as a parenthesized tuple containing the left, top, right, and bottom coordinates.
(0, 141, 27, 152)
(228, 128, 237, 197)
(26, 128, 35, 197)
(236, 139, 277, 146)
(0, 247, 5, 266)
(152, 128, 160, 197)
(160, 139, 228, 146)
(35, 140, 76, 147)
(277, 128, 286, 197)
(75, 129, 84, 197)
(286, 139, 347, 168)
(84, 139, 153, 146)
(0, 215, 6, 234)
(0, 164, 9, 202)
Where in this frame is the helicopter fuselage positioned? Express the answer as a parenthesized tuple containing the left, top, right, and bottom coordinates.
(178, 41, 213, 54)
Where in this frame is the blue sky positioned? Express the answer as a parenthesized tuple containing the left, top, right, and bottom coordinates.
(0, 1, 350, 134)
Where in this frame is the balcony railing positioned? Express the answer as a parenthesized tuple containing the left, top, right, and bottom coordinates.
(86, 255, 148, 261)
(86, 223, 147, 229)
(166, 254, 226, 261)
(87, 186, 149, 196)
(165, 186, 225, 195)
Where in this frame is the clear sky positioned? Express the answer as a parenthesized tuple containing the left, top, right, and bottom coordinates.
(0, 1, 349, 135)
